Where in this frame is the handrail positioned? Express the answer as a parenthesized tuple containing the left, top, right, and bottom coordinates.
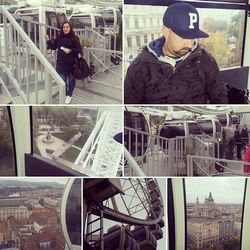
(0, 6, 65, 103)
(187, 154, 250, 176)
(124, 147, 146, 177)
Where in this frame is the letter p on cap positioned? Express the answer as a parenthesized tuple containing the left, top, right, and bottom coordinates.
(189, 13, 197, 29)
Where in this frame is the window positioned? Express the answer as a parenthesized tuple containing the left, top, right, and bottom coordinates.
(70, 16, 92, 28)
(185, 178, 245, 250)
(134, 18, 139, 28)
(143, 35, 148, 44)
(57, 13, 67, 27)
(196, 120, 213, 135)
(0, 107, 16, 176)
(45, 12, 58, 28)
(188, 122, 202, 135)
(150, 18, 153, 27)
(125, 18, 130, 28)
(100, 9, 114, 26)
(151, 34, 154, 41)
(124, 4, 245, 69)
(95, 16, 105, 27)
(136, 35, 141, 47)
(197, 8, 245, 68)
(32, 106, 98, 166)
(127, 36, 132, 47)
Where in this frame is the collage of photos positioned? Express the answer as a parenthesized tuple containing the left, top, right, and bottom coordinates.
(0, 0, 250, 249)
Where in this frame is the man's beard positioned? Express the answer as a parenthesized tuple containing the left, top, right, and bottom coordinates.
(175, 47, 191, 56)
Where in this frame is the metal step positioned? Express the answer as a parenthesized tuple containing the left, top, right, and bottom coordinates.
(71, 87, 120, 104)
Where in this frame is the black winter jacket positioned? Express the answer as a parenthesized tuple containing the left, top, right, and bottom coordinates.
(47, 34, 82, 74)
(125, 42, 228, 104)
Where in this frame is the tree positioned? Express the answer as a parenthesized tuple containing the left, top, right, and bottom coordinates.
(222, 237, 240, 250)
(201, 31, 230, 68)
(0, 120, 13, 156)
(39, 197, 44, 207)
(203, 17, 227, 33)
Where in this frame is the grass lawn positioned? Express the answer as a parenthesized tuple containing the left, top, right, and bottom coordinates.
(52, 132, 75, 142)
(61, 147, 80, 162)
(74, 132, 91, 148)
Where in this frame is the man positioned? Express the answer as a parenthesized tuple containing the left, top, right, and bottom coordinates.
(234, 125, 243, 160)
(241, 124, 249, 149)
(124, 2, 228, 104)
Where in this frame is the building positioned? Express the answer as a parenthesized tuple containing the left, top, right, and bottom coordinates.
(218, 219, 235, 241)
(19, 227, 65, 250)
(0, 222, 12, 241)
(0, 199, 30, 222)
(124, 5, 163, 63)
(187, 217, 219, 249)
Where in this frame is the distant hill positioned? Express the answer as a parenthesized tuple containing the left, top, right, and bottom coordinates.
(0, 179, 65, 188)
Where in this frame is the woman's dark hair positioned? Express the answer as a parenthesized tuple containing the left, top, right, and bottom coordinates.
(59, 21, 76, 38)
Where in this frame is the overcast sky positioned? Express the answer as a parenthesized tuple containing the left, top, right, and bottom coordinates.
(185, 177, 246, 204)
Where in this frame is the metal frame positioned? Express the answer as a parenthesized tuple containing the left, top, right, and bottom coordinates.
(187, 154, 250, 176)
(240, 178, 248, 250)
(167, 179, 176, 250)
(61, 178, 82, 250)
(6, 106, 18, 176)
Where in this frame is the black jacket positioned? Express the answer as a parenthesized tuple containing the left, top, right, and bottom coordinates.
(47, 34, 82, 74)
(125, 41, 228, 104)
(234, 130, 242, 144)
(241, 127, 249, 143)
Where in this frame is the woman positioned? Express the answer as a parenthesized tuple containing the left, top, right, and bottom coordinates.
(45, 21, 82, 104)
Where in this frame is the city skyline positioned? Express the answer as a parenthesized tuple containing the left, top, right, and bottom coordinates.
(185, 178, 246, 204)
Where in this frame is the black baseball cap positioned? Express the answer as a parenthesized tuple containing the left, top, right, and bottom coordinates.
(163, 2, 209, 39)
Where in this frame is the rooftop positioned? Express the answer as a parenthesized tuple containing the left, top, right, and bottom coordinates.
(0, 198, 28, 207)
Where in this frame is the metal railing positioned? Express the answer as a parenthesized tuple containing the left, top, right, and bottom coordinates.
(0, 7, 65, 104)
(187, 155, 250, 176)
(74, 111, 123, 176)
(84, 47, 122, 86)
(124, 126, 219, 176)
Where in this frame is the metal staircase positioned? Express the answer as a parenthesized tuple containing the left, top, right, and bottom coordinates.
(0, 7, 122, 104)
(0, 6, 65, 104)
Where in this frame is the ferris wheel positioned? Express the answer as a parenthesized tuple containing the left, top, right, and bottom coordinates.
(83, 178, 165, 249)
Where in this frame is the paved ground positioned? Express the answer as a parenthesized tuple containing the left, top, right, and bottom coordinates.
(37, 129, 81, 161)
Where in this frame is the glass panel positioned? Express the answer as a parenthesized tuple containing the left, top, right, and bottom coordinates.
(100, 10, 114, 25)
(46, 12, 58, 27)
(186, 178, 245, 250)
(32, 106, 98, 165)
(124, 5, 244, 69)
(196, 120, 214, 135)
(188, 123, 203, 135)
(57, 13, 67, 28)
(0, 106, 15, 176)
(70, 16, 92, 28)
(95, 16, 104, 27)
